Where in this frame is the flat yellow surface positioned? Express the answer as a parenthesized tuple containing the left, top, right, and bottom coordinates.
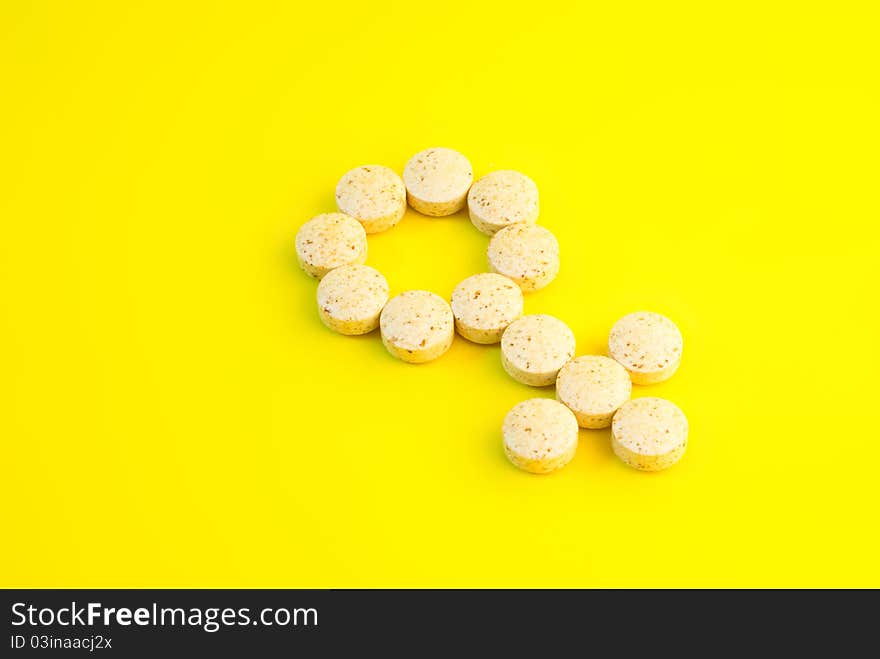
(2, 2, 878, 588)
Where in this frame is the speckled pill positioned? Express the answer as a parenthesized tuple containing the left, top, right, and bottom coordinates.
(487, 223, 560, 292)
(316, 265, 389, 336)
(468, 170, 539, 235)
(502, 398, 579, 474)
(501, 314, 576, 386)
(380, 290, 454, 364)
(450, 273, 523, 344)
(335, 165, 406, 234)
(556, 355, 632, 429)
(611, 397, 688, 471)
(608, 311, 683, 384)
(295, 212, 367, 279)
(403, 147, 473, 217)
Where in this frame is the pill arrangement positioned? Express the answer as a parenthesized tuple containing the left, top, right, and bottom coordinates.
(296, 147, 689, 475)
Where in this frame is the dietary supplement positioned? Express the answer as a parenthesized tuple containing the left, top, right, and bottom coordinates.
(501, 314, 575, 386)
(403, 147, 473, 217)
(379, 290, 454, 364)
(488, 223, 560, 292)
(335, 165, 406, 234)
(316, 264, 389, 335)
(611, 397, 688, 471)
(468, 170, 539, 236)
(450, 273, 523, 344)
(556, 355, 632, 429)
(295, 212, 367, 279)
(502, 398, 579, 474)
(608, 311, 683, 384)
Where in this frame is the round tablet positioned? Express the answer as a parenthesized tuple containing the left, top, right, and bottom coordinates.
(608, 311, 683, 384)
(294, 212, 367, 279)
(335, 165, 406, 234)
(468, 170, 539, 235)
(316, 265, 389, 336)
(502, 398, 579, 474)
(403, 147, 473, 217)
(450, 273, 523, 344)
(487, 224, 560, 292)
(379, 290, 454, 364)
(611, 397, 688, 471)
(556, 356, 632, 429)
(501, 314, 575, 386)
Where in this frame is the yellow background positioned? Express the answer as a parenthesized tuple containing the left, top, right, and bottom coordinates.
(2, 2, 878, 587)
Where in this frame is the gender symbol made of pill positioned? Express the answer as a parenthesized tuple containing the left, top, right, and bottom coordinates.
(295, 148, 688, 474)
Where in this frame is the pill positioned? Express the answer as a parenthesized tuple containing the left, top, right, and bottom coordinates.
(295, 212, 367, 279)
(403, 147, 473, 217)
(487, 223, 560, 292)
(502, 398, 579, 474)
(608, 311, 683, 384)
(611, 397, 688, 471)
(380, 290, 454, 363)
(335, 165, 406, 234)
(468, 170, 539, 236)
(450, 273, 524, 344)
(556, 355, 632, 429)
(316, 265, 389, 336)
(501, 314, 575, 386)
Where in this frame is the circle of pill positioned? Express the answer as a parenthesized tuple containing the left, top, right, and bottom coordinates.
(403, 147, 473, 217)
(502, 398, 579, 474)
(335, 165, 406, 234)
(556, 355, 632, 429)
(609, 311, 683, 385)
(611, 397, 688, 471)
(450, 273, 524, 344)
(468, 170, 539, 236)
(299, 153, 691, 477)
(501, 314, 576, 387)
(487, 223, 560, 292)
(295, 212, 367, 279)
(379, 290, 454, 364)
(316, 264, 389, 336)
